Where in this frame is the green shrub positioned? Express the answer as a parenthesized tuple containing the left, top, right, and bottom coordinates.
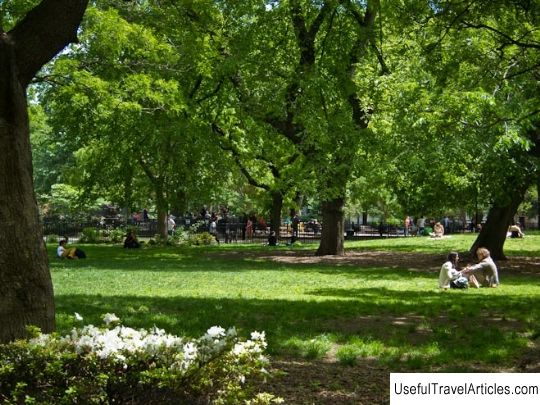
(79, 227, 101, 243)
(45, 235, 59, 244)
(0, 316, 280, 404)
(171, 227, 190, 245)
(108, 228, 126, 244)
(189, 232, 216, 246)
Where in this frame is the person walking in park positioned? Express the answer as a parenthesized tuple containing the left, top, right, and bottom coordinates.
(246, 217, 253, 240)
(417, 216, 426, 235)
(462, 247, 499, 288)
(291, 212, 300, 237)
(168, 215, 176, 235)
(404, 216, 411, 236)
(209, 219, 220, 244)
(439, 252, 468, 289)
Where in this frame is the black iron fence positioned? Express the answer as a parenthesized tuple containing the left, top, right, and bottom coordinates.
(43, 217, 523, 244)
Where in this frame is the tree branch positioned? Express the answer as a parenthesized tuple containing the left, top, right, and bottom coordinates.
(211, 123, 271, 191)
(9, 0, 89, 87)
(462, 21, 540, 50)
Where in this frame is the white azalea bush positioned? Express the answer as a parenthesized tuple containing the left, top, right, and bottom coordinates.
(0, 314, 282, 404)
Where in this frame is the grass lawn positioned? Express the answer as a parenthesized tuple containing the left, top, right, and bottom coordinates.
(48, 233, 540, 404)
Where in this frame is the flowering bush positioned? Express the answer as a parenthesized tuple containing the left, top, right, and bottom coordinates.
(0, 315, 282, 404)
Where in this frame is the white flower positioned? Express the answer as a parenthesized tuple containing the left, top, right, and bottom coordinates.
(29, 333, 52, 346)
(103, 313, 120, 325)
(74, 312, 84, 322)
(206, 326, 226, 339)
(233, 342, 247, 356)
(183, 342, 198, 361)
(250, 331, 265, 341)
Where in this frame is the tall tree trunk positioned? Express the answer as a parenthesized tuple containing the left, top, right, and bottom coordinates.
(470, 186, 528, 260)
(316, 196, 345, 256)
(537, 173, 540, 229)
(155, 188, 169, 240)
(270, 191, 283, 234)
(0, 36, 55, 342)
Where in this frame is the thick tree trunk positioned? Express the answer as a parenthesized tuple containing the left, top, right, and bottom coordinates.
(470, 187, 528, 260)
(316, 196, 345, 256)
(0, 0, 89, 342)
(0, 37, 54, 342)
(270, 191, 283, 235)
(537, 173, 540, 228)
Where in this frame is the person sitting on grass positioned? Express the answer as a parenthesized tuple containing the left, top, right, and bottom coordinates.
(462, 247, 499, 288)
(430, 222, 445, 238)
(123, 230, 141, 249)
(508, 222, 524, 238)
(57, 239, 86, 259)
(438, 252, 468, 289)
(267, 231, 277, 246)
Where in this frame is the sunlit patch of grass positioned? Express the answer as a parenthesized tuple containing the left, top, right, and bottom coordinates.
(282, 335, 332, 359)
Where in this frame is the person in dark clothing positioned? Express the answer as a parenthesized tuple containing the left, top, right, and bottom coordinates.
(268, 231, 277, 246)
(123, 230, 141, 249)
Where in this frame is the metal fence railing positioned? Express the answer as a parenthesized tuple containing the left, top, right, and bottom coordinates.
(43, 218, 537, 244)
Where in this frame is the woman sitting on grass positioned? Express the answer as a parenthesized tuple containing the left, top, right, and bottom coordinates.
(439, 252, 468, 289)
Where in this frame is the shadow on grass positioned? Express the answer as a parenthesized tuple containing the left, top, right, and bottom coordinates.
(55, 289, 539, 371)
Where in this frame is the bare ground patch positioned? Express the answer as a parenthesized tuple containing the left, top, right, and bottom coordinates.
(214, 248, 540, 277)
(261, 358, 389, 405)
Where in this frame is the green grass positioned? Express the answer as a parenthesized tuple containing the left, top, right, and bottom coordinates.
(49, 233, 540, 372)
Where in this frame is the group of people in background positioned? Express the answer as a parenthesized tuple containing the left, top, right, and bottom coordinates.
(439, 247, 499, 290)
(404, 215, 445, 237)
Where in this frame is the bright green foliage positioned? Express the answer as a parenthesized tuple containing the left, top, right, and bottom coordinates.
(373, 0, 539, 217)
(27, 0, 538, 249)
(0, 0, 40, 31)
(40, 6, 232, 227)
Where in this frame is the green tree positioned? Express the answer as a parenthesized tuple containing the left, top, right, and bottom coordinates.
(204, 0, 386, 255)
(42, 6, 227, 239)
(402, 0, 539, 258)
